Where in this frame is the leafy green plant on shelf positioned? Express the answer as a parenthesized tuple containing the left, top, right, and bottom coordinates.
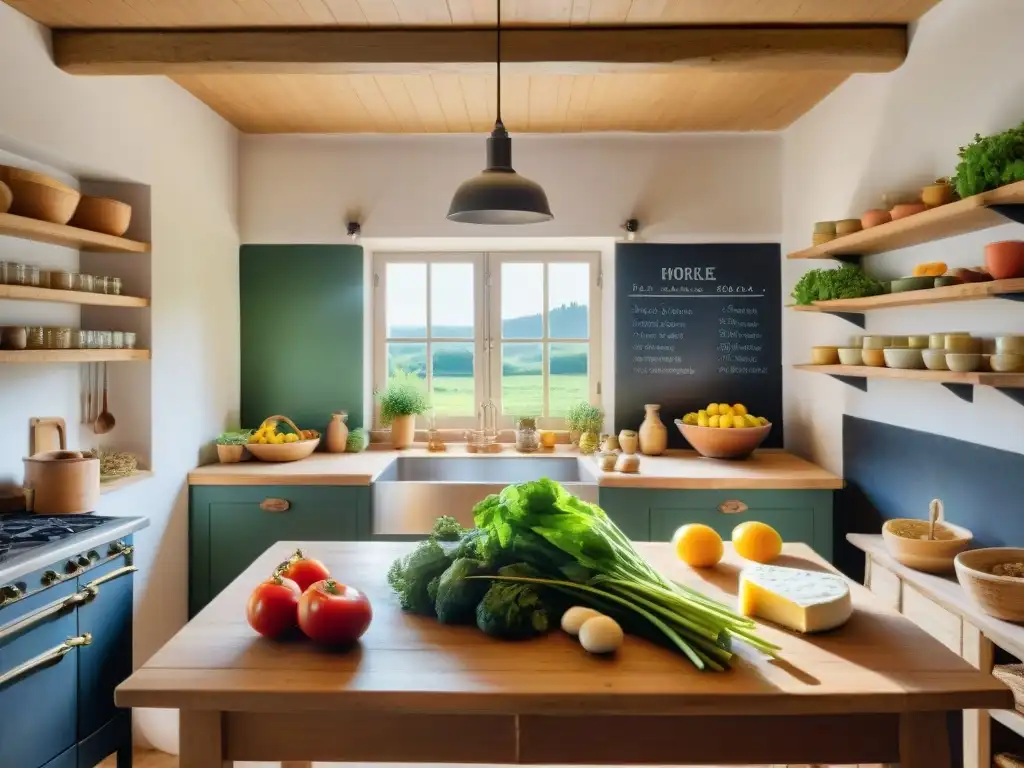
(950, 121, 1024, 199)
(375, 369, 430, 426)
(791, 265, 886, 306)
(215, 430, 252, 446)
(565, 401, 603, 454)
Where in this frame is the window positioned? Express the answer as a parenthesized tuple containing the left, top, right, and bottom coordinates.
(373, 251, 601, 429)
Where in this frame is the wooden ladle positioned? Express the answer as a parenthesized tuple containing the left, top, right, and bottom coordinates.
(93, 362, 115, 434)
(928, 498, 942, 540)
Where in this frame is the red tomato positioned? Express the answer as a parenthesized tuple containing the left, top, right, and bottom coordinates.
(246, 575, 301, 638)
(277, 549, 331, 592)
(298, 580, 373, 645)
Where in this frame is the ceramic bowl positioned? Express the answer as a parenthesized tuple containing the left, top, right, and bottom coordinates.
(861, 209, 892, 229)
(862, 335, 892, 350)
(946, 353, 982, 372)
(883, 347, 925, 370)
(928, 333, 948, 350)
(934, 275, 963, 288)
(956, 548, 1024, 621)
(921, 349, 949, 371)
(907, 335, 930, 350)
(813, 221, 837, 235)
(888, 336, 909, 348)
(837, 348, 863, 366)
(984, 240, 1024, 280)
(883, 518, 972, 573)
(991, 353, 1024, 373)
(835, 218, 863, 235)
(996, 336, 1024, 355)
(812, 232, 835, 246)
(891, 276, 937, 293)
(849, 335, 864, 348)
(0, 181, 10, 214)
(945, 334, 979, 354)
(862, 348, 887, 367)
(890, 202, 929, 220)
(810, 346, 840, 365)
(676, 422, 772, 460)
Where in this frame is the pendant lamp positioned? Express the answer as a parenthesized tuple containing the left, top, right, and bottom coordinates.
(447, 0, 553, 224)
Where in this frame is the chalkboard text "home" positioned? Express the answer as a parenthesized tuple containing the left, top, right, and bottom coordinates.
(662, 267, 717, 281)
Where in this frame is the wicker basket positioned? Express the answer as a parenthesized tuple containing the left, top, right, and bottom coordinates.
(246, 415, 319, 463)
(993, 665, 1024, 714)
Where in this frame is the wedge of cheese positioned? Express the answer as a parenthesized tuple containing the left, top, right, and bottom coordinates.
(738, 564, 852, 633)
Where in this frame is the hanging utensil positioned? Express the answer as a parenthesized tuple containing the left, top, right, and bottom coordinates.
(82, 363, 91, 425)
(93, 362, 115, 435)
(928, 498, 942, 541)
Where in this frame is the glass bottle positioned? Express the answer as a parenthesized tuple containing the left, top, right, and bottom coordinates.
(515, 417, 539, 453)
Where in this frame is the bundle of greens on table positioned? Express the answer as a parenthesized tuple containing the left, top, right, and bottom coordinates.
(386, 478, 777, 671)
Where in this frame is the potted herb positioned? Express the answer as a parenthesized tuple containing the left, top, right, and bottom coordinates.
(950, 121, 1024, 199)
(215, 430, 253, 463)
(565, 401, 604, 454)
(376, 370, 430, 449)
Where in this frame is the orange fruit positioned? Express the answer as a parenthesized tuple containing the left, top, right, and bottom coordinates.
(732, 521, 783, 563)
(672, 524, 724, 568)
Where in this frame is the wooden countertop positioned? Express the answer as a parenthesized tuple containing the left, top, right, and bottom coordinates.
(188, 447, 842, 490)
(117, 541, 1009, 716)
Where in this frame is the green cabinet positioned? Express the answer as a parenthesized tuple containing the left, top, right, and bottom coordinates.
(189, 485, 370, 616)
(599, 488, 833, 561)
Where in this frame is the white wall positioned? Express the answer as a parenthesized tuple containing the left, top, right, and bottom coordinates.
(0, 2, 240, 750)
(782, 0, 1024, 473)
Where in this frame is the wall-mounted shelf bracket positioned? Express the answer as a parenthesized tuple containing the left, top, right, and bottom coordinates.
(822, 311, 866, 328)
(941, 383, 975, 403)
(991, 204, 1024, 225)
(998, 292, 1024, 303)
(833, 253, 862, 265)
(829, 374, 868, 391)
(997, 388, 1024, 407)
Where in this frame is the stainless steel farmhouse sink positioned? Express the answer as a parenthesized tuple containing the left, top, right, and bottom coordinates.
(372, 456, 598, 535)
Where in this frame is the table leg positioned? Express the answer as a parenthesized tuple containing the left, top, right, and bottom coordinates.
(899, 711, 951, 768)
(180, 710, 230, 768)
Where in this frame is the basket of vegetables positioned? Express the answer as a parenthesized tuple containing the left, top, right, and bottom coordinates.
(215, 430, 253, 463)
(247, 415, 320, 463)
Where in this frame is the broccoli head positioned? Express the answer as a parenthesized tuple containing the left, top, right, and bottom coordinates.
(475, 580, 550, 640)
(434, 557, 491, 624)
(452, 527, 488, 560)
(387, 539, 453, 616)
(430, 515, 467, 541)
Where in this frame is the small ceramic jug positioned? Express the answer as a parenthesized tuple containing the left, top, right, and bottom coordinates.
(325, 411, 349, 453)
(618, 429, 639, 455)
(638, 404, 668, 456)
(600, 433, 620, 453)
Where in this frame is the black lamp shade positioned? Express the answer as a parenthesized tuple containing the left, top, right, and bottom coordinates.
(448, 122, 553, 225)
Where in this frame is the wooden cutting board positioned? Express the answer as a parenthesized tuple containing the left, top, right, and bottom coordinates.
(30, 417, 66, 456)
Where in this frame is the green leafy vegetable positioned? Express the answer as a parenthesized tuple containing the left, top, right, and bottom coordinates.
(386, 539, 453, 615)
(215, 430, 252, 446)
(791, 265, 885, 306)
(565, 401, 603, 434)
(950, 122, 1024, 199)
(434, 558, 491, 624)
(375, 370, 430, 426)
(346, 427, 369, 453)
(431, 515, 467, 541)
(476, 580, 551, 640)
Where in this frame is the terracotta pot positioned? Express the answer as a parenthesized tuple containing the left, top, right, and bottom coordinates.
(638, 404, 668, 456)
(618, 429, 638, 455)
(890, 202, 929, 220)
(861, 209, 892, 229)
(390, 414, 416, 449)
(325, 411, 350, 453)
(985, 241, 1024, 280)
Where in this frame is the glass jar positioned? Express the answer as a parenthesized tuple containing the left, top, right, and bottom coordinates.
(123, 331, 137, 350)
(70, 329, 88, 349)
(49, 271, 75, 291)
(105, 277, 122, 296)
(37, 270, 51, 289)
(0, 262, 7, 284)
(45, 327, 72, 349)
(515, 417, 539, 453)
(111, 331, 125, 349)
(8, 263, 39, 286)
(83, 330, 98, 349)
(25, 326, 45, 349)
(74, 273, 95, 292)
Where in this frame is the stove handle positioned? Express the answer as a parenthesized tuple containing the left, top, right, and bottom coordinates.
(0, 634, 91, 689)
(83, 565, 138, 593)
(0, 589, 92, 643)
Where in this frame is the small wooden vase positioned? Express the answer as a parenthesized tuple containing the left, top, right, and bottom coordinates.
(325, 411, 349, 453)
(638, 404, 668, 455)
(391, 414, 416, 449)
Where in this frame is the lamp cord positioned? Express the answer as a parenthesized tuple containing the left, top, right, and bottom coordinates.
(496, 0, 502, 125)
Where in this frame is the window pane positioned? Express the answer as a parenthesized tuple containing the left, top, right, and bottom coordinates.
(386, 263, 426, 338)
(549, 343, 589, 417)
(431, 342, 475, 416)
(431, 263, 474, 339)
(502, 342, 542, 417)
(548, 263, 589, 339)
(501, 263, 543, 339)
(387, 342, 426, 379)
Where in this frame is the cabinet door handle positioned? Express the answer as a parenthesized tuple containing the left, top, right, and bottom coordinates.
(83, 565, 138, 593)
(260, 498, 290, 513)
(0, 589, 92, 642)
(717, 500, 748, 515)
(0, 634, 91, 688)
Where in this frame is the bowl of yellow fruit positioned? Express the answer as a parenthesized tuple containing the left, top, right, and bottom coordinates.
(675, 403, 772, 460)
(247, 415, 320, 462)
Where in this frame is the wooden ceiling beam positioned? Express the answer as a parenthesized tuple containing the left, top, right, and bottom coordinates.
(53, 26, 906, 76)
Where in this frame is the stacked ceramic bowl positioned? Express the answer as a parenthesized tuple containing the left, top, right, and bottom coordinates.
(883, 335, 929, 370)
(993, 335, 1024, 373)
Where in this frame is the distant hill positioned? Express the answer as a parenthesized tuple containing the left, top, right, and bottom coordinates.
(391, 303, 587, 340)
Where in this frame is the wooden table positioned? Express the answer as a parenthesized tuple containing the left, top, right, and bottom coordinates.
(117, 542, 1011, 767)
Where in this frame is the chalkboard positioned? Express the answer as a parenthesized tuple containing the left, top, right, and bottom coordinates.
(614, 242, 782, 449)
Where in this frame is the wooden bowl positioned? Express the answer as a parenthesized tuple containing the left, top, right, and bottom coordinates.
(675, 422, 771, 460)
(862, 348, 886, 367)
(247, 438, 319, 463)
(7, 178, 80, 224)
(69, 195, 132, 236)
(0, 181, 11, 213)
(955, 548, 1024, 621)
(882, 518, 972, 573)
(216, 444, 250, 463)
(0, 164, 76, 193)
(811, 346, 840, 365)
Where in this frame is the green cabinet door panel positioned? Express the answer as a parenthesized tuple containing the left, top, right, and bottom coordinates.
(598, 488, 833, 561)
(189, 485, 370, 616)
(240, 244, 364, 434)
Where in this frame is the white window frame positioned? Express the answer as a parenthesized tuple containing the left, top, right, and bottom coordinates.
(373, 250, 601, 431)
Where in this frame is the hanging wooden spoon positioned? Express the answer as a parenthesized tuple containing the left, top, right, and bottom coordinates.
(93, 362, 115, 435)
(928, 498, 942, 540)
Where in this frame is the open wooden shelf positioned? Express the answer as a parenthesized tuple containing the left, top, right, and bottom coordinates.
(990, 708, 1024, 739)
(0, 211, 150, 253)
(100, 470, 154, 495)
(0, 349, 150, 363)
(788, 181, 1024, 260)
(794, 363, 1024, 388)
(0, 284, 149, 308)
(790, 277, 1024, 312)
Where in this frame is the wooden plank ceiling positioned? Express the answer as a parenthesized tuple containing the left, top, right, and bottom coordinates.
(6, 0, 941, 134)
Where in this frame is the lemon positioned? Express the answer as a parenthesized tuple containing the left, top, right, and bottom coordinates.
(707, 403, 719, 416)
(284, 433, 299, 443)
(718, 403, 731, 416)
(257, 437, 268, 444)
(697, 412, 709, 427)
(732, 521, 783, 564)
(744, 414, 760, 428)
(682, 413, 698, 426)
(672, 524, 724, 568)
(757, 416, 769, 426)
(733, 403, 748, 416)
(719, 414, 734, 429)
(708, 415, 720, 428)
